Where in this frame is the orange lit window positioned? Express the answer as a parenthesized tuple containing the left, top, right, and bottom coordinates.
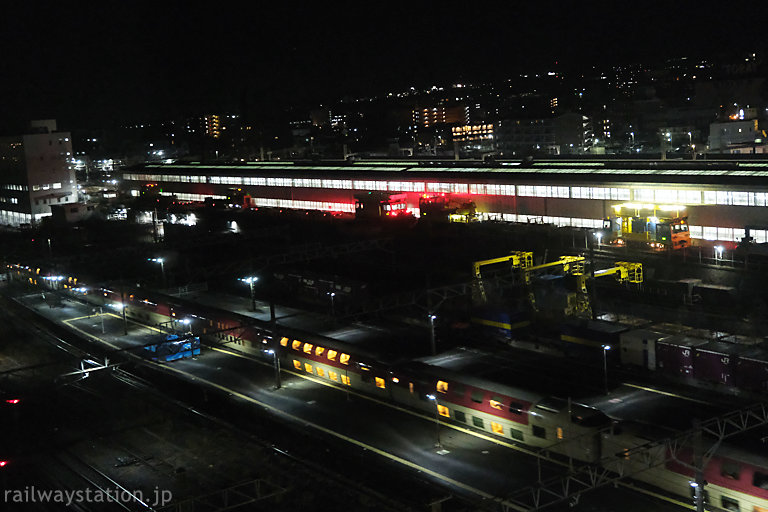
(341, 374, 351, 386)
(490, 398, 504, 410)
(329, 371, 339, 382)
(280, 337, 289, 347)
(340, 353, 350, 365)
(437, 404, 450, 418)
(303, 343, 313, 354)
(292, 340, 302, 350)
(293, 360, 301, 370)
(557, 427, 564, 440)
(327, 350, 338, 361)
(491, 422, 504, 435)
(315, 346, 325, 356)
(304, 363, 313, 373)
(409, 382, 415, 394)
(375, 377, 386, 389)
(316, 367, 325, 378)
(436, 380, 448, 394)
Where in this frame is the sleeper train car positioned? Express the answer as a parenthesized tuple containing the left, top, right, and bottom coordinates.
(10, 265, 768, 509)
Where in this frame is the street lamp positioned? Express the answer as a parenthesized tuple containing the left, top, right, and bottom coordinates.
(426, 394, 442, 449)
(601, 344, 611, 394)
(239, 276, 258, 311)
(328, 292, 336, 318)
(428, 314, 437, 355)
(266, 348, 281, 390)
(148, 258, 166, 287)
(714, 245, 724, 263)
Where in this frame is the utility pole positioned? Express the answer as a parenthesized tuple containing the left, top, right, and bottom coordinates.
(692, 418, 706, 512)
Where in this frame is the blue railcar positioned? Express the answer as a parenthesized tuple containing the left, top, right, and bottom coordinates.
(144, 334, 201, 362)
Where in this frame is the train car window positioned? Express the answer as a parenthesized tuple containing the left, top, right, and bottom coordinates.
(437, 405, 450, 418)
(303, 343, 313, 354)
(409, 382, 415, 394)
(341, 374, 351, 386)
(509, 428, 524, 441)
(436, 380, 449, 394)
(509, 402, 524, 414)
(720, 496, 739, 511)
(452, 383, 466, 397)
(329, 371, 339, 382)
(293, 360, 302, 370)
(491, 422, 504, 435)
(557, 427, 564, 440)
(375, 377, 386, 389)
(304, 363, 313, 373)
(721, 461, 741, 480)
(454, 410, 466, 423)
(292, 340, 302, 350)
(533, 425, 546, 439)
(327, 350, 338, 361)
(472, 416, 485, 429)
(280, 337, 289, 347)
(315, 346, 325, 356)
(490, 397, 504, 410)
(340, 353, 351, 365)
(316, 367, 325, 378)
(471, 390, 484, 403)
(752, 471, 768, 489)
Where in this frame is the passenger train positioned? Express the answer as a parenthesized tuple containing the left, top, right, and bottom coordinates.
(9, 263, 768, 511)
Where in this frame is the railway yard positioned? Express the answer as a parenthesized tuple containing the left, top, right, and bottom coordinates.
(3, 206, 768, 512)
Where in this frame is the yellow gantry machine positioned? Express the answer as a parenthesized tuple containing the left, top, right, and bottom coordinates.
(472, 253, 642, 317)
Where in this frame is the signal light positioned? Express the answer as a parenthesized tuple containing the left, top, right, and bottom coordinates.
(0, 461, 8, 467)
(5, 399, 20, 405)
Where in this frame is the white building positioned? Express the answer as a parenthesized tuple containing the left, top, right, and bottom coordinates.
(0, 120, 78, 226)
(708, 118, 761, 152)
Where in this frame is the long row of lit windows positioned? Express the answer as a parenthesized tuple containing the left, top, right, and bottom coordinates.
(250, 197, 356, 213)
(293, 359, 352, 385)
(126, 173, 768, 207)
(0, 210, 32, 226)
(281, 337, 351, 365)
(159, 192, 227, 201)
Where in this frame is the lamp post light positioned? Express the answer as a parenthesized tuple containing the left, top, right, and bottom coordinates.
(601, 344, 611, 394)
(328, 292, 336, 318)
(148, 258, 166, 288)
(714, 245, 724, 264)
(426, 394, 442, 449)
(239, 276, 258, 311)
(266, 348, 281, 390)
(429, 314, 437, 355)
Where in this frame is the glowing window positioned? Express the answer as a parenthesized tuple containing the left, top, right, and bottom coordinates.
(316, 367, 325, 378)
(437, 404, 450, 418)
(303, 343, 313, 354)
(409, 382, 415, 394)
(491, 422, 504, 435)
(341, 374, 351, 386)
(327, 350, 338, 361)
(315, 346, 325, 356)
(375, 377, 386, 389)
(340, 353, 350, 365)
(557, 427, 564, 440)
(293, 360, 301, 370)
(292, 340, 302, 350)
(280, 337, 289, 347)
(329, 371, 339, 382)
(490, 397, 504, 410)
(436, 380, 448, 394)
(304, 363, 313, 373)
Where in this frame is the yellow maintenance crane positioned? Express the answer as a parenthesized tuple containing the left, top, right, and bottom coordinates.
(472, 251, 533, 302)
(471, 252, 642, 318)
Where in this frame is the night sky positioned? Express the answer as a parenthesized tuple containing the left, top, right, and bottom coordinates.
(0, 1, 762, 132)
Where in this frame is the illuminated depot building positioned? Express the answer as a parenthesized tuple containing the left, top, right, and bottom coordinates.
(123, 160, 768, 244)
